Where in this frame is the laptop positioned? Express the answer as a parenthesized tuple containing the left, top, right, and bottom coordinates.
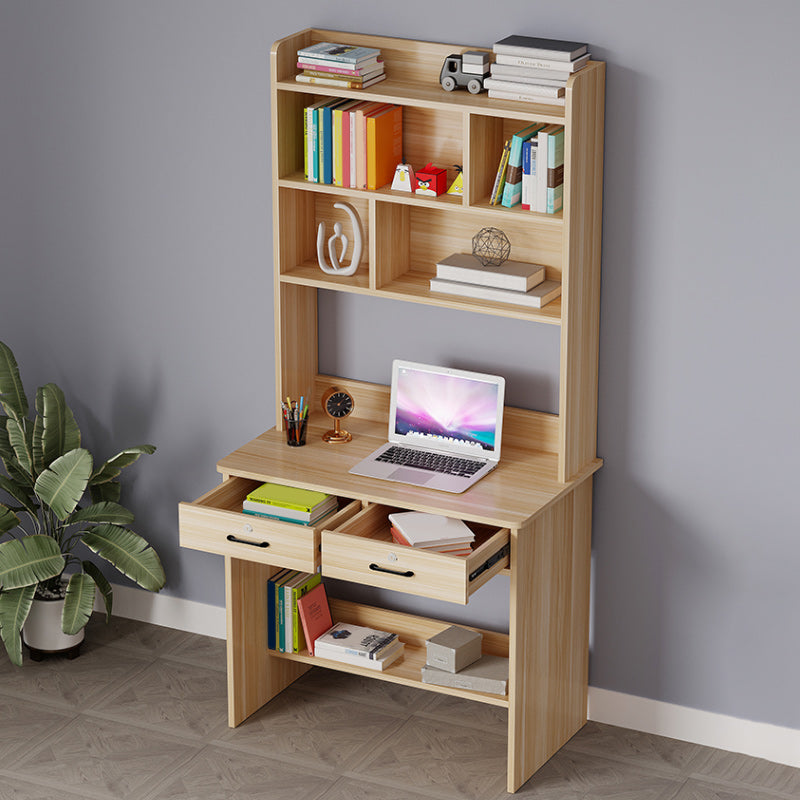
(348, 360, 505, 493)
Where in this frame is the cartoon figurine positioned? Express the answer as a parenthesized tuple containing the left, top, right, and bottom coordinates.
(447, 165, 464, 196)
(415, 163, 447, 196)
(391, 162, 418, 192)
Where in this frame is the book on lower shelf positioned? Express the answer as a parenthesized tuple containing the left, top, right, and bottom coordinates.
(314, 621, 405, 671)
(436, 253, 546, 292)
(421, 654, 509, 695)
(430, 276, 562, 309)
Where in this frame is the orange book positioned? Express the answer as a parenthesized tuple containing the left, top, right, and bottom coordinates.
(297, 582, 333, 656)
(355, 102, 389, 190)
(367, 104, 403, 191)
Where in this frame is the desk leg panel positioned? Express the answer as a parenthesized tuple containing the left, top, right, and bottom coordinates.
(507, 479, 593, 792)
(225, 556, 309, 727)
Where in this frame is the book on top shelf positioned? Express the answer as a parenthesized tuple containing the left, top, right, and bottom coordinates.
(483, 78, 564, 98)
(296, 57, 383, 75)
(295, 73, 386, 90)
(436, 253, 546, 292)
(296, 42, 382, 64)
(493, 34, 588, 62)
(494, 52, 590, 73)
(488, 89, 566, 106)
(489, 62, 568, 86)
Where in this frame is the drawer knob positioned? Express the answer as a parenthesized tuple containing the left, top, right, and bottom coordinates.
(369, 563, 414, 578)
(226, 534, 269, 549)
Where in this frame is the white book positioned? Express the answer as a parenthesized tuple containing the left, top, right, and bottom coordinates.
(489, 63, 568, 86)
(388, 512, 474, 547)
(314, 642, 404, 671)
(430, 277, 562, 309)
(494, 52, 590, 73)
(483, 77, 564, 97)
(436, 253, 545, 292)
(314, 621, 398, 657)
(488, 89, 566, 106)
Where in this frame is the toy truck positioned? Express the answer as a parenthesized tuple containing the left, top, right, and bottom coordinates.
(439, 51, 491, 94)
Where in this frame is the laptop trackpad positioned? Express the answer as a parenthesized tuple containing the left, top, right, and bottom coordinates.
(389, 467, 433, 485)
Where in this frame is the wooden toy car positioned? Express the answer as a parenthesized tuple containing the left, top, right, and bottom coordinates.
(439, 52, 490, 94)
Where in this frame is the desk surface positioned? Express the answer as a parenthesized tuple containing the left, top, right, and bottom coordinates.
(217, 418, 602, 529)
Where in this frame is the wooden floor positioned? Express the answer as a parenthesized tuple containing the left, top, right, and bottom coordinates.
(1, 615, 797, 800)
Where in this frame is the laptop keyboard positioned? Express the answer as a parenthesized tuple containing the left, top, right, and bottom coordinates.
(376, 446, 485, 478)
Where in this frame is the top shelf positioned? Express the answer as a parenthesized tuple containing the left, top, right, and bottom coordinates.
(272, 27, 603, 123)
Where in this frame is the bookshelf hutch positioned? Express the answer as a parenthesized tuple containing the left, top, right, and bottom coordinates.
(179, 28, 604, 793)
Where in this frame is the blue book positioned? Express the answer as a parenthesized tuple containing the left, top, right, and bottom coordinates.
(501, 122, 546, 208)
(267, 568, 290, 651)
(319, 99, 349, 185)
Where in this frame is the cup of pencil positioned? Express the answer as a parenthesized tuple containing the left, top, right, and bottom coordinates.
(282, 397, 308, 447)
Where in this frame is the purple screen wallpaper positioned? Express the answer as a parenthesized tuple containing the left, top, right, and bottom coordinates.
(394, 367, 500, 451)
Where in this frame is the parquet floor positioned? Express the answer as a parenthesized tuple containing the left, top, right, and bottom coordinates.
(1, 615, 797, 799)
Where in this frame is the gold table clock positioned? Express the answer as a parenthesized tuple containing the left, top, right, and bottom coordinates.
(321, 386, 354, 443)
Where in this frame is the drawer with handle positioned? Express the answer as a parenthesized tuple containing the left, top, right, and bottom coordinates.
(179, 476, 360, 571)
(321, 504, 510, 605)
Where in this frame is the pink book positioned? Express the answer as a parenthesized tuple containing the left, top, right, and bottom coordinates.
(297, 582, 333, 656)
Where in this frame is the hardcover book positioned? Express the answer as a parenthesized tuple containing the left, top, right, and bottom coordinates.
(366, 104, 403, 191)
(387, 512, 474, 548)
(314, 621, 398, 658)
(436, 253, 546, 292)
(296, 42, 382, 64)
(296, 582, 332, 656)
(429, 277, 562, 309)
(493, 35, 588, 62)
(245, 482, 333, 513)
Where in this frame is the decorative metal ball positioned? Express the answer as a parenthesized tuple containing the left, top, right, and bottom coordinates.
(471, 227, 511, 267)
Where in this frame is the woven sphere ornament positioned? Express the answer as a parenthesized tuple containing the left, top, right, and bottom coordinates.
(471, 227, 511, 267)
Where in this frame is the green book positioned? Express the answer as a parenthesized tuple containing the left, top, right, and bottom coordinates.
(292, 572, 322, 652)
(246, 482, 333, 513)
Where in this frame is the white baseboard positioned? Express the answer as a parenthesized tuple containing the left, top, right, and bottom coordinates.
(103, 587, 800, 769)
(588, 687, 800, 768)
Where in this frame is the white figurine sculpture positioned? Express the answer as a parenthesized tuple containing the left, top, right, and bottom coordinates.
(317, 202, 362, 276)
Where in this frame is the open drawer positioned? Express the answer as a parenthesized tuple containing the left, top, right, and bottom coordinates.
(321, 504, 510, 605)
(179, 476, 361, 571)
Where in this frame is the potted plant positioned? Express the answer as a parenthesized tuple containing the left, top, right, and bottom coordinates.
(0, 341, 165, 665)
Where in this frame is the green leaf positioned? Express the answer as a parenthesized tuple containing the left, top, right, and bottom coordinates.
(0, 534, 64, 590)
(0, 418, 34, 489)
(6, 417, 33, 477)
(62, 572, 96, 635)
(82, 560, 112, 621)
(91, 445, 156, 485)
(0, 342, 29, 423)
(0, 503, 21, 535)
(0, 476, 37, 519)
(0, 585, 35, 666)
(82, 524, 165, 592)
(33, 383, 81, 473)
(91, 480, 121, 504)
(34, 448, 92, 520)
(70, 501, 134, 526)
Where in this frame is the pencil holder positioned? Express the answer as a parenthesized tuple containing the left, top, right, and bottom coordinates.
(286, 413, 308, 446)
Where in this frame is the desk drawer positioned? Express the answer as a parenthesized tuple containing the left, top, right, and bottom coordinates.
(179, 476, 360, 571)
(321, 504, 509, 605)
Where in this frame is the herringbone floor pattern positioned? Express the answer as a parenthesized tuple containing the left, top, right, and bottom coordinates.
(1, 615, 797, 799)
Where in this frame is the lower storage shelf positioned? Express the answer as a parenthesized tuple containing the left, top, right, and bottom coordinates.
(270, 597, 510, 708)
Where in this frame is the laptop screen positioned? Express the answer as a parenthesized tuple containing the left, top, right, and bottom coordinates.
(389, 361, 505, 456)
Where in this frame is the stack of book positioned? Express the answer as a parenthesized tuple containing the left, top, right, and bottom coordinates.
(485, 34, 590, 105)
(429, 252, 561, 309)
(388, 511, 475, 557)
(295, 41, 386, 90)
(243, 482, 337, 526)
(489, 122, 566, 214)
(303, 98, 402, 189)
(267, 569, 322, 653)
(297, 582, 404, 670)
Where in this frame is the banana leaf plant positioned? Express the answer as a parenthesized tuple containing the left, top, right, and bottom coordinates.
(0, 341, 164, 666)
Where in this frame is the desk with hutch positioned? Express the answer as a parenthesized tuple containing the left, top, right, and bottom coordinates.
(179, 28, 604, 794)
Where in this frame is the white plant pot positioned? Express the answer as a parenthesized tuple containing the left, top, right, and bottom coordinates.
(22, 595, 84, 657)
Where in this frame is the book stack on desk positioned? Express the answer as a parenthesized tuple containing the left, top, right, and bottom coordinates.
(243, 482, 337, 525)
(388, 511, 475, 557)
(429, 253, 561, 309)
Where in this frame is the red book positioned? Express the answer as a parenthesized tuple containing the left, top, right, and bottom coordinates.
(297, 582, 333, 656)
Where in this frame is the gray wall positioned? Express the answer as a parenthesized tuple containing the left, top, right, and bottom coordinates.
(2, 1, 799, 731)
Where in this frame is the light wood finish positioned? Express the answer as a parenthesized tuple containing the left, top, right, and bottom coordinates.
(180, 27, 604, 794)
(321, 503, 509, 604)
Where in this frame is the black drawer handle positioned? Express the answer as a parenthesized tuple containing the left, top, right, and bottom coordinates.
(369, 563, 414, 578)
(227, 534, 269, 548)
